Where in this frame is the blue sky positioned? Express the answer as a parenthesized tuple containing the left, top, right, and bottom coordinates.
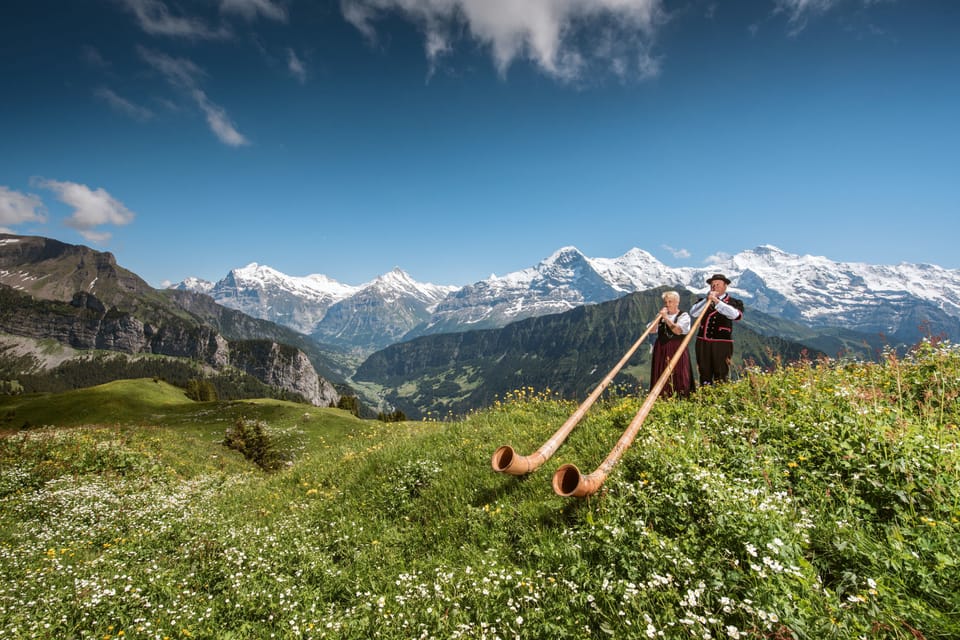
(1, 0, 958, 288)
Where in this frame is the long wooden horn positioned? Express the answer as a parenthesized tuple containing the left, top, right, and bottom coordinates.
(551, 304, 706, 497)
(491, 317, 659, 476)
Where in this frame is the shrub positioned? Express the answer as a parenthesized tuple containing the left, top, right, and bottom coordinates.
(223, 417, 284, 470)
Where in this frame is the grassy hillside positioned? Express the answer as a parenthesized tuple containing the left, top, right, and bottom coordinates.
(2, 342, 959, 639)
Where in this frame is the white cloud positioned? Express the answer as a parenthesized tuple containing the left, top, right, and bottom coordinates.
(0, 187, 47, 231)
(138, 46, 206, 90)
(775, 0, 837, 21)
(192, 89, 250, 147)
(705, 252, 732, 265)
(287, 48, 307, 83)
(95, 87, 155, 121)
(220, 0, 288, 22)
(139, 47, 250, 146)
(774, 0, 841, 34)
(121, 0, 231, 39)
(340, 0, 665, 83)
(33, 179, 135, 244)
(661, 244, 690, 259)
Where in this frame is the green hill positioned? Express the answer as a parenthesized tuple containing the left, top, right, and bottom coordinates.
(2, 341, 959, 639)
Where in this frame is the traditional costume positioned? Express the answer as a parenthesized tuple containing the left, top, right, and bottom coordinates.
(690, 274, 744, 385)
(649, 309, 695, 397)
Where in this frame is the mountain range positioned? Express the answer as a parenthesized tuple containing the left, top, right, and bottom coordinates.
(5, 232, 959, 419)
(0, 234, 341, 407)
(175, 245, 960, 352)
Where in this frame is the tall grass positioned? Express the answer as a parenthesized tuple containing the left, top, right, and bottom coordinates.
(1, 341, 959, 639)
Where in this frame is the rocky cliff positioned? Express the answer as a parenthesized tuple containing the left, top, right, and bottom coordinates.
(228, 340, 339, 407)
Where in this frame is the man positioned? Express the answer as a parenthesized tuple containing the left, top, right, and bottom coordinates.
(690, 273, 744, 385)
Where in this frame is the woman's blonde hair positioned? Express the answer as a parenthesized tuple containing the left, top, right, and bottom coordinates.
(661, 290, 680, 303)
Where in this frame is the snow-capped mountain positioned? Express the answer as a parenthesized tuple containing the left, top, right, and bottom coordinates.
(171, 262, 360, 335)
(411, 246, 649, 336)
(414, 245, 960, 343)
(706, 245, 960, 342)
(311, 268, 459, 350)
(171, 276, 214, 295)
(172, 245, 960, 351)
(414, 248, 617, 334)
(172, 264, 456, 349)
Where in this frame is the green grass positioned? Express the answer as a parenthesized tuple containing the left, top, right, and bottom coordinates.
(2, 342, 960, 639)
(0, 378, 194, 429)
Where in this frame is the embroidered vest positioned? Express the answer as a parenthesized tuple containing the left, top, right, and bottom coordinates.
(657, 311, 688, 342)
(696, 295, 743, 342)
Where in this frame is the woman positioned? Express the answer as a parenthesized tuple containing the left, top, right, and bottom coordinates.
(650, 290, 695, 398)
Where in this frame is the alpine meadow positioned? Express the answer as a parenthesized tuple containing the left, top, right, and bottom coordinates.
(2, 339, 960, 639)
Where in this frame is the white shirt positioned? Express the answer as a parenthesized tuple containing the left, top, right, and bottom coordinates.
(690, 295, 741, 321)
(663, 311, 691, 334)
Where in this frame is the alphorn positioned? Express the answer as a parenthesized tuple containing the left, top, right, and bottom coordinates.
(552, 303, 707, 498)
(491, 318, 659, 476)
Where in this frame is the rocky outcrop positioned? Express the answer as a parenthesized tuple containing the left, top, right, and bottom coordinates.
(0, 287, 229, 365)
(229, 340, 339, 407)
(0, 284, 337, 406)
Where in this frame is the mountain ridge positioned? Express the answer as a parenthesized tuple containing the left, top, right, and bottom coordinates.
(173, 244, 960, 350)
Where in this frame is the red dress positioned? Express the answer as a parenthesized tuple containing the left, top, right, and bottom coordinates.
(650, 312, 695, 398)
